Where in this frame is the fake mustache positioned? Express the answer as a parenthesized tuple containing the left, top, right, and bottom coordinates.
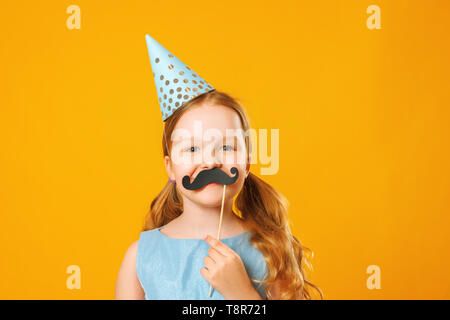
(182, 167, 239, 191)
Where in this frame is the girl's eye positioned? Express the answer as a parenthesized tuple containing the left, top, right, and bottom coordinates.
(186, 146, 199, 152)
(222, 145, 235, 151)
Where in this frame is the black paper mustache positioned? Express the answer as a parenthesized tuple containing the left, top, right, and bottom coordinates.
(182, 167, 239, 190)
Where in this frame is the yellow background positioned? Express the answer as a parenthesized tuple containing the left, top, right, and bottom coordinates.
(1, 0, 449, 299)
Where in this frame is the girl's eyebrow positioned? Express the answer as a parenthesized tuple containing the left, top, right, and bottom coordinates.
(175, 135, 238, 142)
(174, 133, 243, 144)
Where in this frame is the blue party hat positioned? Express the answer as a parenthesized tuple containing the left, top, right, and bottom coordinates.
(145, 34, 215, 121)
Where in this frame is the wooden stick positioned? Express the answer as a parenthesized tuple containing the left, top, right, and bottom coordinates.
(208, 184, 227, 297)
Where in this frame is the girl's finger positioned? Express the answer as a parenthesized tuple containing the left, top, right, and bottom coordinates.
(208, 246, 224, 262)
(200, 267, 210, 281)
(203, 255, 215, 269)
(205, 235, 232, 256)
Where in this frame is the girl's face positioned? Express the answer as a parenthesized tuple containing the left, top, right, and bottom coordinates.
(165, 102, 250, 208)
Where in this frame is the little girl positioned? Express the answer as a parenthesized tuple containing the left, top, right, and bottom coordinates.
(115, 35, 322, 300)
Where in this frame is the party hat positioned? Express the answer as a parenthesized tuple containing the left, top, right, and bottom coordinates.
(145, 34, 215, 121)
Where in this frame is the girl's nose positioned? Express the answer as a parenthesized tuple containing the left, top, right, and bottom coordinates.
(201, 144, 221, 166)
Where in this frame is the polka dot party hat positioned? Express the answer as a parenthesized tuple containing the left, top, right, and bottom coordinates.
(145, 34, 215, 121)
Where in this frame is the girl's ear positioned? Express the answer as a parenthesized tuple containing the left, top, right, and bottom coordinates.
(164, 155, 176, 181)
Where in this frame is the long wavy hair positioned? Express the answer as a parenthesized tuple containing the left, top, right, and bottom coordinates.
(143, 90, 323, 300)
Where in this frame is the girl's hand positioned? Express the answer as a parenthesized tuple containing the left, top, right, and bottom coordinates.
(200, 234, 261, 300)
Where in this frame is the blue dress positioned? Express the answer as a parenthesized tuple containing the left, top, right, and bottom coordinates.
(136, 226, 268, 300)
